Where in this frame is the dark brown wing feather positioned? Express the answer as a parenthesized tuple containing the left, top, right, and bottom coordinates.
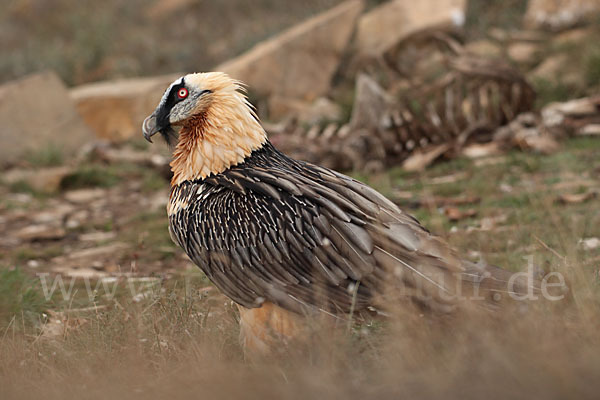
(169, 141, 465, 314)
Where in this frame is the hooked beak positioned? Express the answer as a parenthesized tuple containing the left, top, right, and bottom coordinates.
(142, 112, 160, 143)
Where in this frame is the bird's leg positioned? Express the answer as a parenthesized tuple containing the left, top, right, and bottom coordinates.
(237, 302, 305, 356)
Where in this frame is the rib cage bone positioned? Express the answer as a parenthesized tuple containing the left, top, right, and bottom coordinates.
(268, 30, 536, 172)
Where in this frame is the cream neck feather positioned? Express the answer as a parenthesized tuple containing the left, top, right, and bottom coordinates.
(169, 91, 267, 186)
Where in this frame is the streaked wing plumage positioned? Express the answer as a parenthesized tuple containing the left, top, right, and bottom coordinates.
(169, 142, 463, 314)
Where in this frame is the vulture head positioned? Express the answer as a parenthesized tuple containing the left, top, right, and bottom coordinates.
(142, 72, 267, 184)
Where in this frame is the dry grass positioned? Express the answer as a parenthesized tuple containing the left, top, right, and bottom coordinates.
(0, 264, 599, 399)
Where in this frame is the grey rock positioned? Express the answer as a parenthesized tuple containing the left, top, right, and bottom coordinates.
(0, 71, 93, 165)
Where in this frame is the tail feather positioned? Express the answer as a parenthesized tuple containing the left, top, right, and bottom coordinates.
(460, 260, 543, 303)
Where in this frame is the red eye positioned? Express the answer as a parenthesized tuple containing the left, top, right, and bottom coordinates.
(177, 88, 188, 99)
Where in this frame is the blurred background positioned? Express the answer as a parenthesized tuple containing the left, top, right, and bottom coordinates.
(1, 1, 600, 398)
(1, 0, 347, 85)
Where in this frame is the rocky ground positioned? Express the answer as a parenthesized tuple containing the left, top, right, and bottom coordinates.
(1, 134, 598, 287)
(1, 143, 177, 277)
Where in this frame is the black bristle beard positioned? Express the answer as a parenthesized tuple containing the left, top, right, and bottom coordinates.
(160, 126, 179, 148)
